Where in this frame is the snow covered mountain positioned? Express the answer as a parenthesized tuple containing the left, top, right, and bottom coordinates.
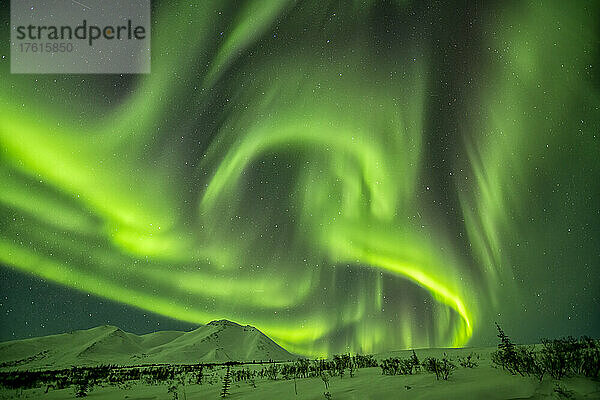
(0, 320, 295, 370)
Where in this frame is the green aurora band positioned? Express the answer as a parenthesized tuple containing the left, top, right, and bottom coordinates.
(0, 1, 598, 355)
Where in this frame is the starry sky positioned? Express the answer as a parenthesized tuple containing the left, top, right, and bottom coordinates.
(0, 1, 598, 357)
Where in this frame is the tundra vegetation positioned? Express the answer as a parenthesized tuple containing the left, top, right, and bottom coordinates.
(0, 326, 597, 398)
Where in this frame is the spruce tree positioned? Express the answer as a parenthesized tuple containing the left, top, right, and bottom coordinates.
(496, 322, 516, 354)
(410, 350, 420, 371)
(492, 322, 522, 375)
(220, 366, 231, 398)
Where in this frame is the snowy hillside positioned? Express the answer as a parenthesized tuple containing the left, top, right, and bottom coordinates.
(0, 320, 295, 370)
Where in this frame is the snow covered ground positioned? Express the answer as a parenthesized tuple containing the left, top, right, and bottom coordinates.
(1, 346, 598, 399)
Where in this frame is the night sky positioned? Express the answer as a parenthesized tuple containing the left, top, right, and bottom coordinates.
(0, 1, 598, 357)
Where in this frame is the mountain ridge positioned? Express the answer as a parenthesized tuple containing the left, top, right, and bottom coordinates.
(0, 320, 296, 370)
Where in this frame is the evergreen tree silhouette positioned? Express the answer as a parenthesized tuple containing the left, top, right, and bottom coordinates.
(220, 366, 231, 398)
(493, 322, 523, 375)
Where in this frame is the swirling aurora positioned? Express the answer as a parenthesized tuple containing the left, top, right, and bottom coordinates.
(0, 0, 598, 356)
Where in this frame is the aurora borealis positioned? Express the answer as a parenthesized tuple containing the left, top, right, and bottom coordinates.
(0, 1, 598, 356)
